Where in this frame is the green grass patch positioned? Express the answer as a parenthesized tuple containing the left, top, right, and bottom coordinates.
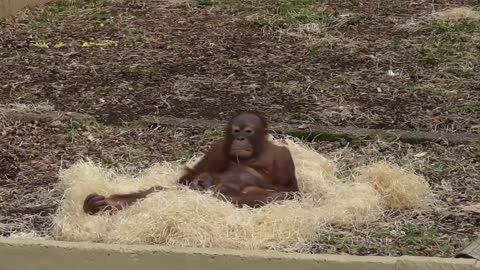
(388, 39, 414, 52)
(86, 0, 113, 7)
(225, 58, 242, 67)
(171, 151, 195, 162)
(344, 14, 363, 25)
(442, 62, 478, 78)
(418, 44, 455, 66)
(416, 40, 479, 77)
(190, 0, 221, 6)
(307, 46, 328, 56)
(189, 0, 232, 7)
(123, 28, 146, 47)
(431, 163, 447, 178)
(67, 119, 112, 132)
(400, 225, 457, 255)
(34, 0, 73, 23)
(46, 1, 70, 15)
(411, 18, 480, 77)
(132, 152, 146, 164)
(202, 129, 224, 141)
(94, 10, 114, 26)
(314, 231, 372, 255)
(101, 158, 119, 169)
(33, 0, 113, 24)
(66, 118, 112, 143)
(424, 19, 480, 35)
(264, 0, 334, 26)
(449, 102, 480, 113)
(313, 224, 468, 257)
(407, 85, 457, 97)
(127, 121, 145, 131)
(189, 0, 336, 26)
(285, 112, 314, 124)
(310, 81, 330, 93)
(189, 0, 255, 14)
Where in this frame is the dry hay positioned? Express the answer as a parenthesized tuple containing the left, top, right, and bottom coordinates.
(432, 7, 480, 22)
(0, 103, 54, 114)
(355, 162, 432, 210)
(50, 137, 432, 252)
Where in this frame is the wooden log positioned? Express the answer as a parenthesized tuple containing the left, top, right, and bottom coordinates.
(455, 238, 480, 260)
(140, 115, 480, 145)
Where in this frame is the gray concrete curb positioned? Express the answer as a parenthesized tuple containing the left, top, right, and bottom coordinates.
(0, 238, 478, 270)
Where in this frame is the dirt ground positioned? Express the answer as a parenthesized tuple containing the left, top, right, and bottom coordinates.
(1, 0, 479, 131)
(0, 110, 479, 257)
(0, 0, 479, 258)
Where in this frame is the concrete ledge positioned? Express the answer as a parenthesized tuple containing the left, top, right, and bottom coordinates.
(397, 256, 479, 270)
(0, 238, 478, 270)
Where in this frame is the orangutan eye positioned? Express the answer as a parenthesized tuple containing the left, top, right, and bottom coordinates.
(245, 128, 253, 134)
(232, 128, 240, 134)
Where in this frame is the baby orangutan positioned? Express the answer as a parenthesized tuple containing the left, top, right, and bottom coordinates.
(83, 112, 299, 215)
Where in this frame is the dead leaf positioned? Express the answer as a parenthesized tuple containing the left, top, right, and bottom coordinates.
(49, 120, 63, 127)
(82, 132, 95, 141)
(414, 152, 428, 158)
(462, 204, 480, 213)
(245, 13, 260, 22)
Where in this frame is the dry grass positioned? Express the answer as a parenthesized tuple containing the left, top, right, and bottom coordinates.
(1, 115, 477, 256)
(48, 137, 431, 252)
(0, 103, 54, 114)
(356, 162, 432, 210)
(432, 7, 480, 22)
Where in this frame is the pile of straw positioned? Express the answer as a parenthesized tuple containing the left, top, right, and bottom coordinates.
(51, 138, 432, 252)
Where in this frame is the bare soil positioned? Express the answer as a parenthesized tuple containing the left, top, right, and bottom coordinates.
(1, 0, 479, 131)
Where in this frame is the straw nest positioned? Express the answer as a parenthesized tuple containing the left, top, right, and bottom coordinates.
(51, 137, 432, 252)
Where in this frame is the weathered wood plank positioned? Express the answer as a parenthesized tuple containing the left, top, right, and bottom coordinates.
(456, 238, 480, 260)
